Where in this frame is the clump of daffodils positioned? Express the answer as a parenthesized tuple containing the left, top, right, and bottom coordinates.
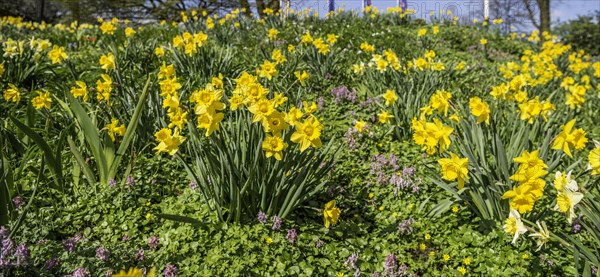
(153, 62, 188, 155)
(501, 150, 548, 214)
(229, 71, 323, 159)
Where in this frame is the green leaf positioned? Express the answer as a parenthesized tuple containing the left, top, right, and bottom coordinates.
(155, 213, 210, 229)
(9, 116, 63, 191)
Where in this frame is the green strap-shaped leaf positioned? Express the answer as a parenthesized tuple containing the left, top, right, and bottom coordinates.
(68, 95, 108, 185)
(155, 214, 210, 229)
(9, 116, 63, 191)
(109, 76, 153, 179)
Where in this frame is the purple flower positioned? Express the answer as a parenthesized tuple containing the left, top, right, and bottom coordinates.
(121, 234, 130, 241)
(286, 229, 297, 243)
(164, 264, 178, 277)
(354, 269, 361, 277)
(148, 236, 159, 249)
(591, 265, 598, 275)
(12, 196, 23, 209)
(125, 175, 135, 186)
(2, 238, 15, 257)
(371, 272, 380, 277)
(402, 166, 416, 177)
(345, 252, 359, 269)
(345, 128, 357, 150)
(331, 86, 357, 104)
(317, 96, 325, 111)
(70, 267, 89, 277)
(315, 239, 325, 248)
(398, 264, 409, 275)
(95, 246, 109, 262)
(104, 270, 114, 277)
(108, 178, 117, 187)
(62, 235, 81, 252)
(572, 222, 581, 233)
(44, 257, 60, 270)
(0, 227, 8, 239)
(14, 243, 29, 267)
(189, 180, 198, 190)
(257, 211, 268, 224)
(135, 249, 145, 261)
(384, 253, 397, 273)
(389, 154, 399, 170)
(374, 154, 388, 165)
(377, 171, 388, 185)
(271, 216, 282, 230)
(398, 218, 414, 234)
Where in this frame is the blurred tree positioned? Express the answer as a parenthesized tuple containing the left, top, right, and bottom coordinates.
(523, 0, 551, 35)
(255, 0, 280, 18)
(1, 0, 242, 23)
(555, 11, 600, 56)
(0, 0, 62, 22)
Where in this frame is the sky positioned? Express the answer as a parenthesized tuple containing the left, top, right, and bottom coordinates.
(292, 0, 599, 28)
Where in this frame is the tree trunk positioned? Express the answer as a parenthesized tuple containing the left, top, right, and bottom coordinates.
(39, 0, 45, 22)
(537, 0, 550, 34)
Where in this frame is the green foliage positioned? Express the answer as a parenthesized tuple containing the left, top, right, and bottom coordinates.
(555, 12, 600, 57)
(182, 110, 337, 223)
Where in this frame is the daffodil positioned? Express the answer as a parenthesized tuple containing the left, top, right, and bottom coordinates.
(96, 74, 113, 104)
(124, 27, 136, 37)
(257, 60, 277, 80)
(303, 101, 317, 114)
(294, 70, 309, 86)
(48, 45, 68, 64)
(354, 120, 367, 133)
(284, 107, 303, 127)
(99, 53, 116, 71)
(267, 28, 278, 40)
(99, 21, 116, 34)
(158, 62, 175, 80)
(553, 171, 578, 192)
(154, 46, 165, 57)
(112, 267, 156, 277)
(555, 189, 584, 224)
(153, 128, 186, 155)
(528, 221, 550, 251)
(190, 85, 225, 115)
(429, 90, 452, 116)
(503, 209, 527, 245)
(248, 98, 274, 123)
(197, 112, 224, 137)
(323, 200, 340, 228)
(291, 116, 322, 152)
(31, 90, 52, 109)
(589, 147, 600, 175)
(382, 90, 398, 106)
(377, 111, 394, 124)
(552, 119, 588, 157)
(262, 111, 288, 135)
(262, 136, 287, 160)
(271, 49, 286, 64)
(70, 81, 89, 101)
(3, 84, 21, 103)
(502, 184, 537, 214)
(271, 92, 287, 108)
(106, 118, 126, 142)
(438, 153, 469, 189)
(469, 96, 490, 124)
